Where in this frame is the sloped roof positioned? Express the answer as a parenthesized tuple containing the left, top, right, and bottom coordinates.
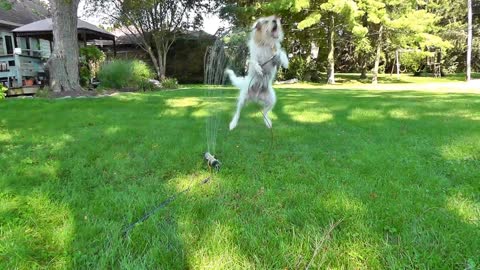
(93, 30, 215, 46)
(0, 0, 49, 27)
(13, 18, 114, 38)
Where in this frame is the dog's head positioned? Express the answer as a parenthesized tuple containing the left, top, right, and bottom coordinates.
(252, 15, 284, 45)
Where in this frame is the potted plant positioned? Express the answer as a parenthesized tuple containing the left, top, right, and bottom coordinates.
(24, 77, 35, 86)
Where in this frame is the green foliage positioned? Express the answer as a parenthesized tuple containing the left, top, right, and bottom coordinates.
(98, 60, 132, 89)
(0, 0, 12, 10)
(137, 79, 157, 92)
(399, 51, 431, 72)
(0, 85, 7, 100)
(281, 56, 319, 81)
(297, 12, 322, 29)
(98, 60, 154, 89)
(131, 60, 154, 82)
(79, 66, 91, 87)
(35, 87, 52, 98)
(161, 77, 179, 89)
(223, 30, 249, 76)
(221, 0, 470, 80)
(79, 46, 106, 87)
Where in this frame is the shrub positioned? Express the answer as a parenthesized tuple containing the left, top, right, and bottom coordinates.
(79, 66, 91, 87)
(132, 61, 154, 82)
(0, 84, 7, 100)
(138, 79, 157, 92)
(399, 51, 429, 73)
(35, 87, 51, 98)
(79, 46, 105, 87)
(161, 77, 179, 89)
(97, 60, 154, 90)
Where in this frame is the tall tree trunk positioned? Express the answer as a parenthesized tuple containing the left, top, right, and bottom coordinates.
(359, 54, 368, 79)
(327, 14, 335, 84)
(467, 0, 473, 81)
(146, 48, 162, 80)
(154, 51, 166, 80)
(153, 38, 168, 80)
(372, 24, 384, 84)
(396, 48, 400, 79)
(48, 0, 82, 92)
(359, 13, 368, 80)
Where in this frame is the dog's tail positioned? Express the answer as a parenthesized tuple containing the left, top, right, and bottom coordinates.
(225, 69, 247, 89)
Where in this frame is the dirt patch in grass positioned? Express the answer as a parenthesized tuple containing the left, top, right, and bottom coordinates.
(42, 88, 137, 99)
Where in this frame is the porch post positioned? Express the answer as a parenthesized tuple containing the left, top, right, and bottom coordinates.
(13, 32, 18, 48)
(14, 53, 22, 87)
(26, 37, 31, 56)
(82, 32, 87, 47)
(113, 37, 117, 57)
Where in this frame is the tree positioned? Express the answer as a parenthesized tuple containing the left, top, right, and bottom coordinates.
(356, 0, 450, 84)
(467, 0, 473, 81)
(0, 0, 12, 10)
(296, 0, 361, 84)
(47, 0, 82, 92)
(89, 0, 217, 80)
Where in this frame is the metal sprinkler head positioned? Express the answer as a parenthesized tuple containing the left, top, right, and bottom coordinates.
(204, 152, 221, 172)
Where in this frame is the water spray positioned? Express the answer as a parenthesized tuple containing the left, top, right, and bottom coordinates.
(204, 152, 221, 172)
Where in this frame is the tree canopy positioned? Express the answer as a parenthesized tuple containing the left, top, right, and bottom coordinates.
(219, 0, 478, 83)
(87, 0, 218, 79)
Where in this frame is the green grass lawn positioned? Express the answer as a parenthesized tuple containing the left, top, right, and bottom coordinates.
(323, 72, 480, 84)
(1, 84, 479, 269)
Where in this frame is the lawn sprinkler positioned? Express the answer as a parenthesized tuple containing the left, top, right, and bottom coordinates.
(204, 152, 221, 172)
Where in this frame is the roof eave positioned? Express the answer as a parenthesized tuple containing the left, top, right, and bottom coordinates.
(0, 19, 23, 28)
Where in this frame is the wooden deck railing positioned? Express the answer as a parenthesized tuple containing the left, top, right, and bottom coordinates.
(0, 54, 45, 88)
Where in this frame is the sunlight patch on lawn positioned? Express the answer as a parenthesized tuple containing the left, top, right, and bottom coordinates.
(293, 111, 333, 123)
(0, 192, 74, 269)
(161, 109, 187, 117)
(282, 105, 333, 123)
(424, 110, 480, 121)
(446, 194, 479, 225)
(440, 136, 479, 161)
(113, 93, 144, 101)
(188, 222, 253, 269)
(243, 111, 278, 121)
(172, 172, 211, 193)
(388, 109, 418, 120)
(0, 130, 13, 142)
(191, 109, 209, 118)
(105, 126, 121, 135)
(51, 134, 74, 151)
(348, 108, 385, 121)
(166, 97, 201, 108)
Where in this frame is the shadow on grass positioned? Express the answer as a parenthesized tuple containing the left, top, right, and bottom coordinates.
(0, 87, 479, 268)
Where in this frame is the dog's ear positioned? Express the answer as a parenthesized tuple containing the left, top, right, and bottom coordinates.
(253, 20, 262, 31)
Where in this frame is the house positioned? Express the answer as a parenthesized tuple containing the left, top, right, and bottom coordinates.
(95, 30, 215, 84)
(1, 0, 115, 94)
(0, 0, 50, 89)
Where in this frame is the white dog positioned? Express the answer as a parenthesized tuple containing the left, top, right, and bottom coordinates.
(226, 15, 289, 130)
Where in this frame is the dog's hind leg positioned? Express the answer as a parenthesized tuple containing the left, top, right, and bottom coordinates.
(229, 90, 247, 130)
(262, 88, 276, 129)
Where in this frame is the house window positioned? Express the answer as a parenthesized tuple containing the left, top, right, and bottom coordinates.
(5, 36, 13, 54)
(0, 36, 4, 55)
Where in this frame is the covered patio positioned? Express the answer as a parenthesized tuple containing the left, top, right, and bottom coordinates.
(1, 18, 115, 92)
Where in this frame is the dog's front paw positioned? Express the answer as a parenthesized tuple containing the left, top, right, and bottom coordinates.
(263, 116, 272, 129)
(229, 120, 238, 130)
(279, 51, 289, 69)
(253, 63, 263, 76)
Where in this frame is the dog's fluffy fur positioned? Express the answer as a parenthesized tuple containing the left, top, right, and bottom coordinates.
(226, 15, 289, 130)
